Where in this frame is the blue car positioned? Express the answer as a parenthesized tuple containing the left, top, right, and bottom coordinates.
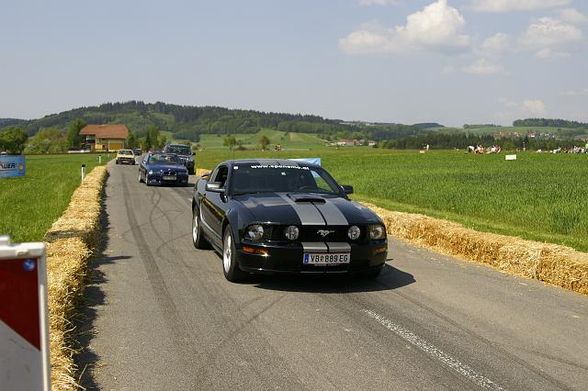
(138, 153, 189, 186)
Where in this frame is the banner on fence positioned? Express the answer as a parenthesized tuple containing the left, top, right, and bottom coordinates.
(0, 155, 26, 178)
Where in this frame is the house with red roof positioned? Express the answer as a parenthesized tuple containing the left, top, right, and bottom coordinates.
(79, 124, 129, 152)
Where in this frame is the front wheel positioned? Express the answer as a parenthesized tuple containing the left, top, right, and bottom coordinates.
(138, 171, 143, 183)
(192, 207, 210, 249)
(222, 226, 248, 282)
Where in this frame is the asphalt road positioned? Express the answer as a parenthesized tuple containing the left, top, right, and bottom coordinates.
(78, 161, 588, 390)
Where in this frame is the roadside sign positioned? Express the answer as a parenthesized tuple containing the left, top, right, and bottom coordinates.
(0, 236, 50, 391)
(0, 155, 26, 178)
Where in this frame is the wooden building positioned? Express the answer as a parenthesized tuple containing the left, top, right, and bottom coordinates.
(79, 124, 129, 152)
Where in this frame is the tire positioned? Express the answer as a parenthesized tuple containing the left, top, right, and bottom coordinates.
(191, 206, 210, 249)
(222, 226, 248, 282)
(146, 175, 153, 186)
(188, 168, 195, 175)
(138, 171, 143, 183)
(116, 159, 119, 165)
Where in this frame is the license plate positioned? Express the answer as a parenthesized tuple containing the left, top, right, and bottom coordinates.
(303, 253, 350, 265)
(163, 175, 176, 181)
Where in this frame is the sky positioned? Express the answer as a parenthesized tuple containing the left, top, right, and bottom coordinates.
(1, 0, 587, 126)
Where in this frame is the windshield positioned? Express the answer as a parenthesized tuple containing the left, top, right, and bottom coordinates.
(149, 154, 181, 165)
(166, 145, 191, 155)
(231, 163, 342, 195)
(119, 150, 133, 155)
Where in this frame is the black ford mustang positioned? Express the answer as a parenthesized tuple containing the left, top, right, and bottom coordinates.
(191, 159, 388, 282)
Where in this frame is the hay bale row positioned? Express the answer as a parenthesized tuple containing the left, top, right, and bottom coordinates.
(196, 168, 209, 177)
(362, 202, 588, 296)
(44, 166, 107, 390)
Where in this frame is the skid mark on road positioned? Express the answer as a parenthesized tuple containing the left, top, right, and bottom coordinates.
(363, 309, 505, 391)
(121, 178, 208, 385)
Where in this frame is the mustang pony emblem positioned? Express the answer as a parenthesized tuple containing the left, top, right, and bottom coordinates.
(317, 229, 334, 237)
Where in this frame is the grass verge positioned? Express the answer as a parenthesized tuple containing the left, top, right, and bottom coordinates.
(0, 154, 107, 242)
(44, 166, 107, 389)
(363, 202, 588, 296)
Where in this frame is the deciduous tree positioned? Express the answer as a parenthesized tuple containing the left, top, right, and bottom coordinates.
(67, 119, 86, 149)
(0, 127, 28, 154)
(259, 135, 270, 151)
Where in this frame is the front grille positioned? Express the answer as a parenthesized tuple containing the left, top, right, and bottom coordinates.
(269, 225, 367, 243)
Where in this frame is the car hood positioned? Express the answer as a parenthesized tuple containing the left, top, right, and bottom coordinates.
(233, 193, 382, 226)
(146, 164, 186, 172)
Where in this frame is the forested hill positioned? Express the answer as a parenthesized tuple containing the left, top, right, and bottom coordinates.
(513, 118, 588, 128)
(1, 101, 434, 142)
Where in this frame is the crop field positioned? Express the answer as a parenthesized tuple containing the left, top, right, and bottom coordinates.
(0, 154, 107, 242)
(196, 148, 588, 251)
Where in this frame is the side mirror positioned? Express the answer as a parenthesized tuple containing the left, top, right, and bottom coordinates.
(341, 185, 354, 195)
(206, 182, 225, 193)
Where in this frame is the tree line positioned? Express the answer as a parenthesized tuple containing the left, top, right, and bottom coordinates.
(513, 118, 588, 128)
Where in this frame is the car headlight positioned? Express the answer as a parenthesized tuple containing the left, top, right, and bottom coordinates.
(246, 224, 264, 242)
(284, 225, 299, 240)
(148, 170, 153, 175)
(368, 224, 386, 240)
(348, 225, 361, 240)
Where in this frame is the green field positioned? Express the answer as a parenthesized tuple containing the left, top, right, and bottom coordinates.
(198, 129, 326, 150)
(0, 154, 107, 242)
(196, 148, 588, 252)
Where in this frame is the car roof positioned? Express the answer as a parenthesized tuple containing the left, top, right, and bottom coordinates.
(220, 159, 321, 169)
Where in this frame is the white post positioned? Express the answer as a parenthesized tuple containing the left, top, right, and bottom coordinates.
(81, 164, 86, 181)
(98, 155, 101, 164)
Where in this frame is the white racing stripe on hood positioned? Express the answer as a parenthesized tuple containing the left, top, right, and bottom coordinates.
(279, 194, 325, 225)
(314, 200, 348, 226)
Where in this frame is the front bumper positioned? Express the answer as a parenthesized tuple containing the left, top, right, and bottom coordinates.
(146, 173, 189, 186)
(117, 157, 135, 164)
(236, 240, 387, 274)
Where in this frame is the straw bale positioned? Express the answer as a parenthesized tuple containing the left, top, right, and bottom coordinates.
(196, 168, 210, 177)
(44, 166, 107, 390)
(362, 202, 588, 296)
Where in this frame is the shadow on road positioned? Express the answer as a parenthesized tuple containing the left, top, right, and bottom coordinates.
(251, 263, 415, 293)
(73, 197, 131, 390)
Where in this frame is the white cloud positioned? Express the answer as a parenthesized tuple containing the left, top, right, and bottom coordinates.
(519, 17, 583, 58)
(523, 99, 546, 115)
(469, 0, 570, 13)
(561, 88, 588, 96)
(558, 8, 588, 25)
(340, 0, 470, 54)
(535, 47, 570, 58)
(359, 0, 400, 6)
(462, 58, 505, 75)
(495, 98, 547, 121)
(480, 33, 510, 54)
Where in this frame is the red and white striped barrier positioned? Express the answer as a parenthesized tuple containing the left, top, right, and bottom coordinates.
(0, 236, 50, 391)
